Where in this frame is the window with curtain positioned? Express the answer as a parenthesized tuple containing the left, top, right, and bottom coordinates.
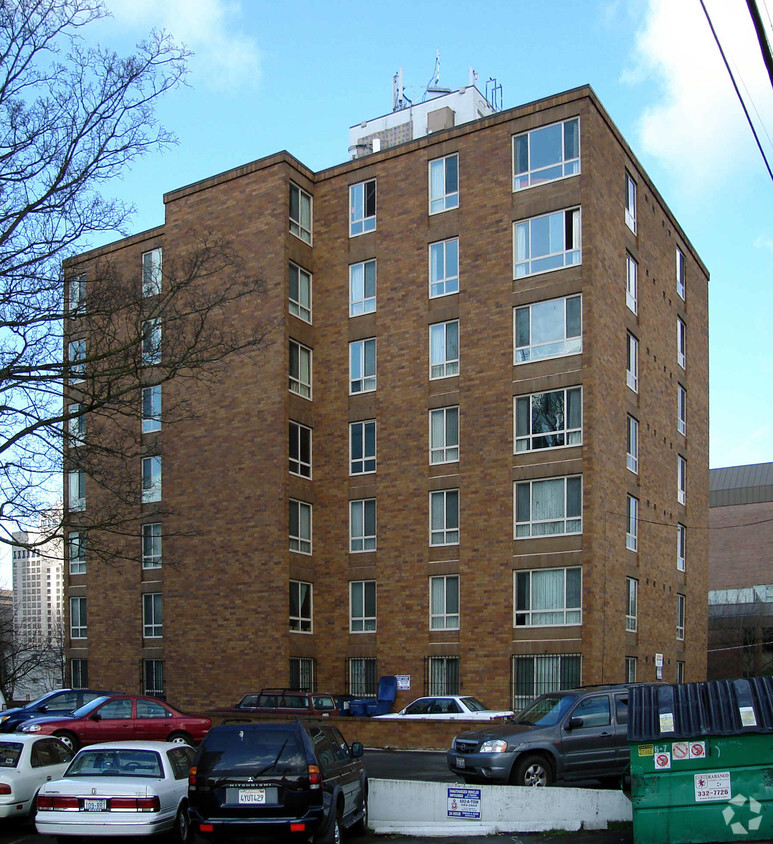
(430, 575, 459, 630)
(515, 567, 581, 626)
(350, 179, 376, 236)
(289, 500, 312, 554)
(349, 259, 376, 316)
(626, 253, 638, 314)
(430, 406, 459, 464)
(429, 238, 459, 297)
(350, 338, 376, 393)
(289, 581, 312, 632)
(514, 476, 582, 537)
(289, 262, 312, 322)
(515, 387, 582, 452)
(350, 499, 376, 552)
(430, 489, 459, 545)
(511, 654, 580, 709)
(350, 581, 376, 632)
(429, 154, 459, 213)
(289, 183, 312, 243)
(429, 320, 459, 378)
(427, 656, 460, 695)
(514, 296, 581, 363)
(348, 657, 377, 696)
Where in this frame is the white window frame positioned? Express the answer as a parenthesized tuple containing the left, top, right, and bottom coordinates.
(69, 531, 86, 575)
(69, 469, 85, 512)
(70, 596, 87, 639)
(289, 340, 312, 399)
(350, 498, 376, 552)
(514, 567, 582, 627)
(677, 523, 686, 571)
(69, 402, 85, 446)
(514, 476, 582, 538)
(141, 456, 162, 503)
(142, 248, 162, 297)
(350, 580, 376, 633)
(626, 656, 637, 683)
(142, 318, 161, 366)
(430, 574, 460, 630)
(349, 259, 376, 316)
(289, 420, 312, 478)
(289, 262, 312, 322)
(626, 577, 638, 632)
(350, 420, 376, 474)
(68, 274, 86, 313)
(429, 406, 459, 464)
(142, 386, 161, 434)
(290, 580, 313, 633)
(429, 320, 459, 379)
(677, 317, 686, 369)
(289, 500, 312, 554)
(289, 183, 312, 244)
(430, 489, 459, 546)
(514, 207, 581, 278)
(676, 246, 686, 300)
(625, 172, 637, 233)
(677, 384, 687, 436)
(678, 455, 687, 505)
(350, 338, 376, 393)
(142, 592, 162, 638)
(514, 295, 582, 364)
(429, 153, 459, 214)
(69, 339, 86, 382)
(514, 387, 582, 453)
(626, 253, 638, 314)
(349, 179, 376, 236)
(676, 593, 685, 640)
(142, 522, 162, 569)
(429, 238, 459, 298)
(512, 117, 580, 191)
(626, 495, 638, 552)
(627, 415, 639, 474)
(676, 661, 685, 683)
(626, 333, 639, 393)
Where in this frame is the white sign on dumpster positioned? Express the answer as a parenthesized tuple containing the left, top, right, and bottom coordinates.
(447, 786, 481, 819)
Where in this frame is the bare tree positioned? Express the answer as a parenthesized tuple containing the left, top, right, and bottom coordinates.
(0, 0, 270, 554)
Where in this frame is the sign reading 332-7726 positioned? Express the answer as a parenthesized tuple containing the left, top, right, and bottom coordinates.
(694, 771, 731, 802)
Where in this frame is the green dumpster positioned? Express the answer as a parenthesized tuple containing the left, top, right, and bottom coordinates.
(629, 677, 773, 843)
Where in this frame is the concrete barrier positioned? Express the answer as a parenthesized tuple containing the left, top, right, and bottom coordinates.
(368, 777, 633, 836)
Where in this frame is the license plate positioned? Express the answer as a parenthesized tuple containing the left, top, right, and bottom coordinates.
(456, 757, 466, 768)
(238, 789, 266, 805)
(83, 799, 107, 812)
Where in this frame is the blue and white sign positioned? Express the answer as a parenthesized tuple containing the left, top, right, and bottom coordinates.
(447, 786, 481, 819)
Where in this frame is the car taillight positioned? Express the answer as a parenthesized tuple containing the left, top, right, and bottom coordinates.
(111, 797, 160, 812)
(188, 765, 197, 787)
(308, 764, 322, 788)
(37, 795, 79, 811)
(0, 783, 11, 795)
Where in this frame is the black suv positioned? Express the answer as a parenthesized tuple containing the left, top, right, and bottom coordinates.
(188, 721, 367, 842)
(447, 684, 634, 786)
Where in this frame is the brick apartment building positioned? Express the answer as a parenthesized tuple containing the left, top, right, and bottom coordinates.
(63, 84, 709, 712)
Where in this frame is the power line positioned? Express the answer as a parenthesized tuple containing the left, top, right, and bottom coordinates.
(746, 0, 773, 89)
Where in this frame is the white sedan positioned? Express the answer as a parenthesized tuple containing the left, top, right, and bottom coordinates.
(375, 695, 514, 720)
(35, 740, 195, 841)
(0, 735, 74, 818)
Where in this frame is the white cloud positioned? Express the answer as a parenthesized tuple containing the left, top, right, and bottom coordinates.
(623, 0, 773, 197)
(104, 0, 260, 91)
(754, 234, 773, 254)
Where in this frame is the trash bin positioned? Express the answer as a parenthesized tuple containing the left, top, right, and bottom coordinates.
(348, 675, 397, 717)
(628, 677, 773, 843)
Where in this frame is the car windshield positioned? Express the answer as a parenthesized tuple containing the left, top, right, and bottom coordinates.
(515, 694, 577, 726)
(0, 742, 22, 767)
(198, 727, 306, 776)
(460, 697, 490, 712)
(66, 749, 163, 778)
(312, 695, 336, 710)
(68, 696, 112, 719)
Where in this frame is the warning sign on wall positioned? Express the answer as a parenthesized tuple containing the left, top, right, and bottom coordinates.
(689, 741, 706, 759)
(655, 751, 672, 770)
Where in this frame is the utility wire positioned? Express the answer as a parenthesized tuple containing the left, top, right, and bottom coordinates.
(746, 0, 773, 89)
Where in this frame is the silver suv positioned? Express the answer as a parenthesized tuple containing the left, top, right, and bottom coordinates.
(447, 684, 633, 786)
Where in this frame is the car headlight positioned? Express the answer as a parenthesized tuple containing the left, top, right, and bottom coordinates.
(22, 724, 41, 732)
(0, 716, 8, 724)
(479, 739, 508, 753)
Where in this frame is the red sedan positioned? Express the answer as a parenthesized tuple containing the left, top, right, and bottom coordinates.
(17, 695, 210, 751)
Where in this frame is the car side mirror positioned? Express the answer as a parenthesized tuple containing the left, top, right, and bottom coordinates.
(350, 741, 364, 758)
(567, 717, 584, 731)
(90, 713, 101, 722)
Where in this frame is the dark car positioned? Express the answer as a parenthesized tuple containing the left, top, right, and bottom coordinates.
(233, 688, 340, 717)
(447, 684, 634, 786)
(0, 689, 119, 733)
(188, 721, 367, 842)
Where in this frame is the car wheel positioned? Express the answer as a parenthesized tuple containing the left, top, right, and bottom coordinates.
(53, 731, 80, 752)
(511, 754, 553, 787)
(174, 802, 190, 843)
(314, 807, 341, 844)
(167, 731, 193, 745)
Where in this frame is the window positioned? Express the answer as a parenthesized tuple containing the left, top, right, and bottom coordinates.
(349, 179, 376, 236)
(429, 238, 459, 298)
(430, 320, 459, 378)
(676, 593, 685, 640)
(348, 657, 377, 696)
(626, 577, 638, 632)
(626, 332, 638, 393)
(678, 455, 686, 505)
(142, 523, 162, 569)
(677, 384, 687, 435)
(350, 499, 376, 552)
(512, 654, 581, 709)
(626, 495, 638, 552)
(289, 262, 312, 322)
(69, 531, 85, 575)
(71, 659, 88, 688)
(514, 295, 582, 363)
(349, 259, 376, 316)
(429, 153, 459, 213)
(677, 317, 686, 369)
(676, 246, 686, 299)
(68, 274, 86, 313)
(289, 656, 315, 690)
(625, 172, 637, 233)
(69, 339, 85, 381)
(514, 476, 582, 538)
(69, 470, 85, 511)
(143, 659, 164, 697)
(350, 338, 376, 393)
(290, 580, 312, 632)
(289, 340, 312, 398)
(430, 489, 459, 546)
(427, 656, 459, 695)
(142, 386, 161, 433)
(513, 117, 579, 190)
(514, 567, 581, 627)
(627, 415, 639, 473)
(350, 420, 376, 474)
(675, 661, 685, 683)
(677, 523, 686, 572)
(141, 456, 161, 503)
(289, 183, 312, 243)
(70, 597, 87, 639)
(429, 406, 459, 464)
(430, 575, 459, 630)
(515, 387, 582, 452)
(289, 500, 312, 554)
(625, 656, 637, 683)
(289, 421, 312, 478)
(69, 403, 85, 446)
(142, 318, 161, 365)
(350, 580, 376, 632)
(626, 253, 638, 314)
(514, 208, 581, 277)
(143, 593, 162, 638)
(142, 248, 162, 297)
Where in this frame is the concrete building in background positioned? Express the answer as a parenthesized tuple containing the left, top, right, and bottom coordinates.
(63, 83, 710, 712)
(708, 463, 773, 679)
